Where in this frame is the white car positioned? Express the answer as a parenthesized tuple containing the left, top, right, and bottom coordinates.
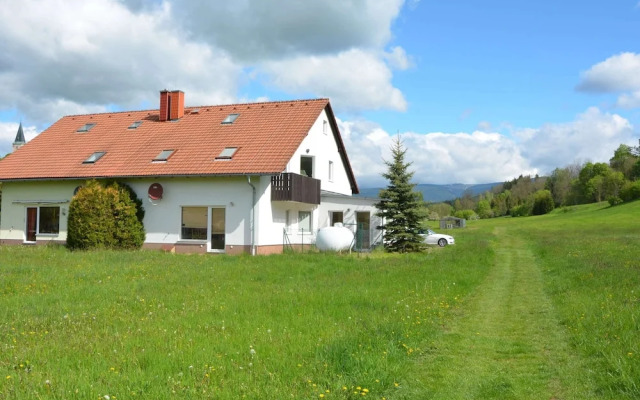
(420, 229, 455, 247)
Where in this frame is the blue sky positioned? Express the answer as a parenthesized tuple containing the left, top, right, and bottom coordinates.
(1, 0, 639, 187)
(382, 1, 640, 133)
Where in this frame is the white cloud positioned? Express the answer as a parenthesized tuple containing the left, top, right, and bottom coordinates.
(167, 0, 405, 61)
(577, 52, 640, 108)
(261, 49, 408, 112)
(339, 118, 534, 187)
(516, 107, 634, 174)
(616, 91, 640, 109)
(0, 0, 410, 126)
(578, 52, 640, 92)
(0, 122, 39, 156)
(384, 46, 413, 70)
(339, 107, 635, 188)
(0, 0, 243, 125)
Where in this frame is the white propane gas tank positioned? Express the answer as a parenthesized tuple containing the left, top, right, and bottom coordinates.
(315, 223, 355, 252)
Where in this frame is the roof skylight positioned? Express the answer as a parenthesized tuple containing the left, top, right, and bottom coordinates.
(221, 113, 239, 124)
(128, 121, 143, 129)
(83, 151, 106, 164)
(215, 147, 238, 160)
(77, 123, 96, 132)
(152, 149, 175, 162)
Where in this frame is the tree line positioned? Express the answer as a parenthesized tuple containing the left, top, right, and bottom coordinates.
(425, 142, 640, 220)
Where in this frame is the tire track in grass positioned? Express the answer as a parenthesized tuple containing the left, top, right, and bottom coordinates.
(412, 226, 590, 399)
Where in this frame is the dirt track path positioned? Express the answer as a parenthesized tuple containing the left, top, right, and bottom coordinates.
(417, 227, 587, 399)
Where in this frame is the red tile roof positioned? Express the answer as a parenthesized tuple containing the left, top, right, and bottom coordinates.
(0, 98, 358, 193)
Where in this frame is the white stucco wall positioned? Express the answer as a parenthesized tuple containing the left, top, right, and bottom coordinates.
(0, 181, 76, 242)
(317, 194, 382, 247)
(286, 110, 353, 196)
(0, 177, 256, 250)
(126, 177, 254, 250)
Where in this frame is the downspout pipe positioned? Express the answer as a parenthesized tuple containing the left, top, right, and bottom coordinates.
(247, 176, 256, 256)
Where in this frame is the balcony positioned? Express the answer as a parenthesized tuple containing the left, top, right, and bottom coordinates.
(271, 173, 321, 204)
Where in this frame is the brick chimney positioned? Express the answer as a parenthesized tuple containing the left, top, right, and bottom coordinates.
(159, 90, 185, 121)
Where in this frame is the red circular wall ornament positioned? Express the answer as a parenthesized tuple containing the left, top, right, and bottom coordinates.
(148, 183, 164, 200)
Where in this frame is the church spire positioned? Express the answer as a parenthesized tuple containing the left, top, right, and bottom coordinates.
(12, 122, 26, 152)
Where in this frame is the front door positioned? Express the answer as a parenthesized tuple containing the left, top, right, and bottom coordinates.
(26, 207, 37, 242)
(209, 207, 226, 252)
(356, 212, 370, 250)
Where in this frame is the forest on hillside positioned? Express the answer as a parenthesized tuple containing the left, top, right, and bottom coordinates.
(425, 142, 640, 221)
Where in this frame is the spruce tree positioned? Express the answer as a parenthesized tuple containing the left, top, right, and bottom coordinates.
(375, 136, 425, 252)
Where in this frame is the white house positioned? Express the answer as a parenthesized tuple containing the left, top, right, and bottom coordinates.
(0, 91, 380, 254)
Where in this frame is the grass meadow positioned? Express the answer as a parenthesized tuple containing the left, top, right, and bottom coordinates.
(0, 234, 492, 399)
(517, 201, 640, 398)
(1, 199, 639, 399)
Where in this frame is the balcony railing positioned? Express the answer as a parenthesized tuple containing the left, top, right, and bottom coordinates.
(271, 173, 321, 204)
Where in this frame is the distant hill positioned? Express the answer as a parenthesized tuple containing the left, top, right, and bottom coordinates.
(357, 182, 501, 203)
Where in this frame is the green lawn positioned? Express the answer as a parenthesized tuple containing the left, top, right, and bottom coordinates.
(1, 200, 638, 399)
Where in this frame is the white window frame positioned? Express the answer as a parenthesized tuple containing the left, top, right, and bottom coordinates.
(298, 211, 312, 233)
(179, 206, 226, 253)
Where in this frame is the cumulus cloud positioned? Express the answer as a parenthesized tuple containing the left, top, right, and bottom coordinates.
(577, 52, 640, 92)
(0, 0, 240, 126)
(616, 91, 640, 109)
(261, 49, 408, 112)
(0, 122, 39, 156)
(516, 107, 634, 174)
(339, 107, 635, 188)
(0, 0, 410, 128)
(339, 118, 534, 187)
(577, 52, 640, 108)
(166, 0, 405, 61)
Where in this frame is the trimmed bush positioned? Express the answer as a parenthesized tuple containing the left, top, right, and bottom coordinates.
(532, 189, 555, 215)
(67, 180, 145, 250)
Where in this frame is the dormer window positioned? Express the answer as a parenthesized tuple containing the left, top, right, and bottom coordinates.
(221, 113, 239, 124)
(153, 150, 175, 162)
(128, 121, 143, 129)
(83, 151, 106, 164)
(215, 147, 238, 160)
(77, 123, 96, 132)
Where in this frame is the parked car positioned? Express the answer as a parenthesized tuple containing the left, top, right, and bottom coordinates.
(420, 229, 455, 247)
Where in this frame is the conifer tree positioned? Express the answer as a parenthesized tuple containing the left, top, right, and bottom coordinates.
(375, 136, 425, 252)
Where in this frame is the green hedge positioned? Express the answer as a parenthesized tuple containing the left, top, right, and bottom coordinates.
(67, 180, 145, 250)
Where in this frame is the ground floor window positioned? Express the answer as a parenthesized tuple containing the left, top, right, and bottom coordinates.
(181, 207, 207, 240)
(39, 207, 60, 234)
(180, 206, 226, 251)
(330, 211, 343, 226)
(298, 211, 312, 232)
(26, 206, 60, 241)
